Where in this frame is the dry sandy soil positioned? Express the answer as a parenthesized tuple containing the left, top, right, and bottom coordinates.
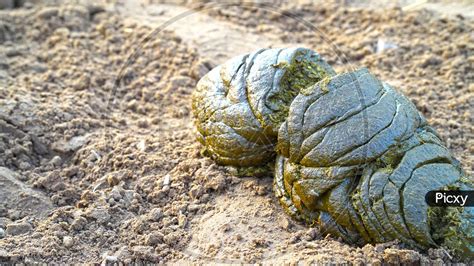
(0, 0, 472, 264)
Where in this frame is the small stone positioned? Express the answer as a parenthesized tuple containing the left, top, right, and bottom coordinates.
(66, 136, 87, 152)
(397, 249, 420, 263)
(18, 161, 32, 170)
(71, 216, 87, 231)
(86, 208, 110, 224)
(126, 99, 137, 111)
(278, 217, 291, 230)
(200, 193, 210, 203)
(220, 223, 231, 232)
(87, 4, 105, 16)
(137, 140, 146, 152)
(113, 246, 130, 261)
(145, 232, 164, 246)
(5, 48, 22, 57)
(375, 245, 385, 253)
(65, 166, 80, 177)
(107, 197, 116, 205)
(73, 75, 90, 90)
(163, 174, 170, 186)
(178, 212, 187, 228)
(0, 228, 5, 238)
(89, 150, 101, 162)
(36, 7, 59, 19)
(63, 236, 74, 248)
(51, 182, 66, 192)
(6, 221, 32, 236)
(54, 27, 70, 38)
(102, 254, 118, 265)
(376, 39, 398, 53)
(251, 238, 269, 248)
(187, 203, 200, 212)
(188, 185, 203, 199)
(419, 55, 442, 68)
(137, 119, 149, 128)
(109, 188, 121, 201)
(383, 248, 400, 264)
(304, 228, 319, 240)
(163, 232, 179, 245)
(256, 186, 266, 195)
(106, 174, 119, 187)
(31, 135, 49, 155)
(149, 208, 163, 222)
(50, 156, 62, 167)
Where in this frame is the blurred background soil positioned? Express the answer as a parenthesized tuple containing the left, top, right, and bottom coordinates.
(0, 0, 472, 264)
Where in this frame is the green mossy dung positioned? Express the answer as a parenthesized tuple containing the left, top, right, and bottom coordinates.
(192, 47, 334, 167)
(192, 48, 473, 260)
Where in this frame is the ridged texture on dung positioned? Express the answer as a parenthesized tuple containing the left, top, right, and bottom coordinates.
(192, 47, 335, 166)
(273, 68, 473, 258)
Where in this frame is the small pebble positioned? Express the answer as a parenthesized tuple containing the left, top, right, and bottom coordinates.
(63, 236, 74, 248)
(106, 174, 119, 187)
(163, 174, 171, 186)
(178, 212, 187, 228)
(6, 222, 32, 236)
(149, 208, 163, 222)
(104, 255, 118, 263)
(50, 156, 62, 167)
(145, 232, 164, 246)
(278, 217, 291, 230)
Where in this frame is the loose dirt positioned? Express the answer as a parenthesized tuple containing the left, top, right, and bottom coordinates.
(0, 0, 472, 264)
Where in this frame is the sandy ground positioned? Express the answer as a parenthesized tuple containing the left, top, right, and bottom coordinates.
(0, 0, 472, 264)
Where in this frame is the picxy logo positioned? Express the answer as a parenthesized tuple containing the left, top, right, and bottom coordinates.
(425, 190, 474, 207)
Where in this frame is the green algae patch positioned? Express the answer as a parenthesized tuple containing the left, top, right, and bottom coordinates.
(227, 162, 274, 177)
(268, 50, 333, 125)
(428, 180, 474, 259)
(429, 206, 474, 259)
